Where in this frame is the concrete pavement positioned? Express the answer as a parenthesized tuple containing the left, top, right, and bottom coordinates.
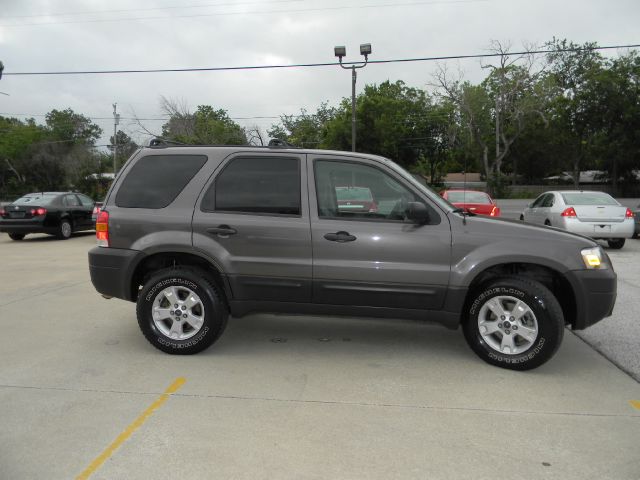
(0, 233, 638, 480)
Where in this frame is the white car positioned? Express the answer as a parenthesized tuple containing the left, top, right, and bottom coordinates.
(520, 190, 635, 249)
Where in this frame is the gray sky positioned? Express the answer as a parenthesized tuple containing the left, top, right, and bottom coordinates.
(1, 0, 639, 148)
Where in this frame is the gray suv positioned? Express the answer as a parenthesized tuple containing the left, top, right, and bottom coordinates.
(88, 143, 617, 370)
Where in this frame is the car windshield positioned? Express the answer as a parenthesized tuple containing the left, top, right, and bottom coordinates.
(447, 191, 491, 204)
(12, 194, 57, 206)
(561, 192, 619, 206)
(335, 186, 373, 202)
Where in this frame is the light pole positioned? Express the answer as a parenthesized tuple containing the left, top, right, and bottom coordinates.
(334, 43, 371, 152)
(112, 103, 120, 175)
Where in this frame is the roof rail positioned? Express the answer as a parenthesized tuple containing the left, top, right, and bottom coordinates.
(149, 138, 186, 147)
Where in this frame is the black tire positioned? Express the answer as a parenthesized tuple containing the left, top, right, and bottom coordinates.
(136, 267, 228, 355)
(607, 238, 625, 249)
(544, 220, 551, 226)
(8, 233, 25, 241)
(519, 214, 524, 221)
(462, 276, 564, 371)
(56, 219, 72, 240)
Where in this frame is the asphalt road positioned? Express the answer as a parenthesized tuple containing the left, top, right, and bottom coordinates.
(0, 232, 638, 480)
(497, 198, 640, 381)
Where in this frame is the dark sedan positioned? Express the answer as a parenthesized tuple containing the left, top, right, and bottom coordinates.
(0, 192, 95, 240)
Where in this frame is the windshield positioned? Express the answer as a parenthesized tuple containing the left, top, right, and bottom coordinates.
(447, 191, 491, 204)
(12, 194, 57, 206)
(561, 192, 619, 206)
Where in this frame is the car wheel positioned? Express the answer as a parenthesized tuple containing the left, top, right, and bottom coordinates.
(57, 219, 72, 240)
(462, 276, 564, 371)
(607, 238, 625, 249)
(8, 233, 25, 241)
(136, 267, 229, 355)
(544, 220, 551, 226)
(519, 214, 524, 221)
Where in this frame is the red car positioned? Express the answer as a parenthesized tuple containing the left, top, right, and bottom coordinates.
(335, 186, 378, 213)
(441, 189, 500, 217)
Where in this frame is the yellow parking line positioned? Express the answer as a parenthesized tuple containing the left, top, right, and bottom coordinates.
(630, 400, 640, 410)
(76, 377, 186, 480)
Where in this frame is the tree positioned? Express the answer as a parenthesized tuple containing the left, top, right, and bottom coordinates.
(160, 97, 248, 145)
(268, 102, 337, 147)
(108, 130, 139, 170)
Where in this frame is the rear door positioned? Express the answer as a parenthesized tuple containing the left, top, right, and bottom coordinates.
(63, 194, 84, 228)
(75, 194, 95, 228)
(192, 153, 312, 303)
(308, 154, 451, 310)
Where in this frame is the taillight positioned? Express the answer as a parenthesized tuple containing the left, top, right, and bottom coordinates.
(626, 208, 634, 218)
(96, 210, 109, 247)
(0, 208, 5, 217)
(368, 202, 378, 213)
(561, 207, 577, 217)
(30, 208, 47, 216)
(489, 206, 500, 216)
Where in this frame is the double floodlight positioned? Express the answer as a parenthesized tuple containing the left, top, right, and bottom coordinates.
(334, 43, 372, 61)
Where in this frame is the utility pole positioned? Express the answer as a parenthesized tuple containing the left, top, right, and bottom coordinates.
(112, 103, 120, 175)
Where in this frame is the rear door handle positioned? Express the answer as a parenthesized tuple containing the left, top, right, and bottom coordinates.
(324, 231, 356, 242)
(206, 225, 237, 237)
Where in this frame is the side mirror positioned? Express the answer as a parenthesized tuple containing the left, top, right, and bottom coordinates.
(407, 202, 430, 224)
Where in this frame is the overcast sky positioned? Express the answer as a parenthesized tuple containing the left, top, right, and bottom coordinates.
(1, 0, 639, 148)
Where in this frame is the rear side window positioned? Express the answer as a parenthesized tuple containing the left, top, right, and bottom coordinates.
(116, 155, 207, 209)
(201, 156, 300, 215)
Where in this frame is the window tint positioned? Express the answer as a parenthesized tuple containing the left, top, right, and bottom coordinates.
(77, 194, 94, 207)
(541, 194, 555, 208)
(531, 194, 547, 208)
(116, 155, 207, 209)
(13, 195, 57, 206)
(561, 192, 619, 206)
(64, 195, 80, 207)
(202, 156, 300, 215)
(314, 159, 431, 222)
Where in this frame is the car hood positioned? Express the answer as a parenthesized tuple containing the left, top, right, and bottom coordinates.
(451, 212, 597, 247)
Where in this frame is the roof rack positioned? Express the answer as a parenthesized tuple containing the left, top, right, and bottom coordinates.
(149, 138, 186, 147)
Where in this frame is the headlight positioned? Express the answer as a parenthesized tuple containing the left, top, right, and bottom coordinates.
(581, 247, 608, 269)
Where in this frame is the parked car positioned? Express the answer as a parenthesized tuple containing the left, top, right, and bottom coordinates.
(335, 186, 378, 213)
(634, 203, 640, 239)
(441, 189, 500, 217)
(520, 191, 634, 249)
(0, 192, 95, 240)
(92, 201, 104, 226)
(89, 143, 617, 371)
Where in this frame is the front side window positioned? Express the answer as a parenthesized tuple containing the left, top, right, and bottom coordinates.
(116, 155, 208, 209)
(314, 159, 430, 222)
(531, 194, 547, 208)
(201, 156, 300, 216)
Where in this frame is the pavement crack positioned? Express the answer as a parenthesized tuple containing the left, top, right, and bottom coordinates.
(2, 383, 638, 419)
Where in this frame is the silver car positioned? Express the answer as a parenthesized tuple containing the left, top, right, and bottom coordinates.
(521, 190, 634, 249)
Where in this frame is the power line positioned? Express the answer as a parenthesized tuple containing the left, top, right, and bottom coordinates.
(0, 0, 488, 27)
(0, 0, 304, 19)
(4, 44, 638, 76)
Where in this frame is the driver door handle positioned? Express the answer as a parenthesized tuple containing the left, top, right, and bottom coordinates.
(324, 231, 356, 242)
(206, 225, 237, 237)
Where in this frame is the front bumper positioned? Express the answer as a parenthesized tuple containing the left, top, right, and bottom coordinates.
(88, 247, 145, 301)
(565, 268, 617, 330)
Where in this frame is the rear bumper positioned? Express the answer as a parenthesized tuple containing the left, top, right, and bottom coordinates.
(566, 268, 617, 330)
(88, 247, 145, 301)
(560, 218, 634, 239)
(0, 219, 56, 234)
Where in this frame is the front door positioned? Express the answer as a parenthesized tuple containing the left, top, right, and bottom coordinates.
(192, 153, 312, 303)
(308, 155, 452, 310)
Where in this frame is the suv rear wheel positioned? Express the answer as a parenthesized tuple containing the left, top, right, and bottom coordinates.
(136, 267, 228, 354)
(462, 276, 564, 370)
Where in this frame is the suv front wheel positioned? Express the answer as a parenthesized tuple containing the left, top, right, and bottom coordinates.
(463, 277, 564, 370)
(136, 267, 228, 354)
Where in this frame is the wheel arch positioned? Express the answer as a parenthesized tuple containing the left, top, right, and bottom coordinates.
(129, 251, 230, 306)
(461, 262, 577, 328)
